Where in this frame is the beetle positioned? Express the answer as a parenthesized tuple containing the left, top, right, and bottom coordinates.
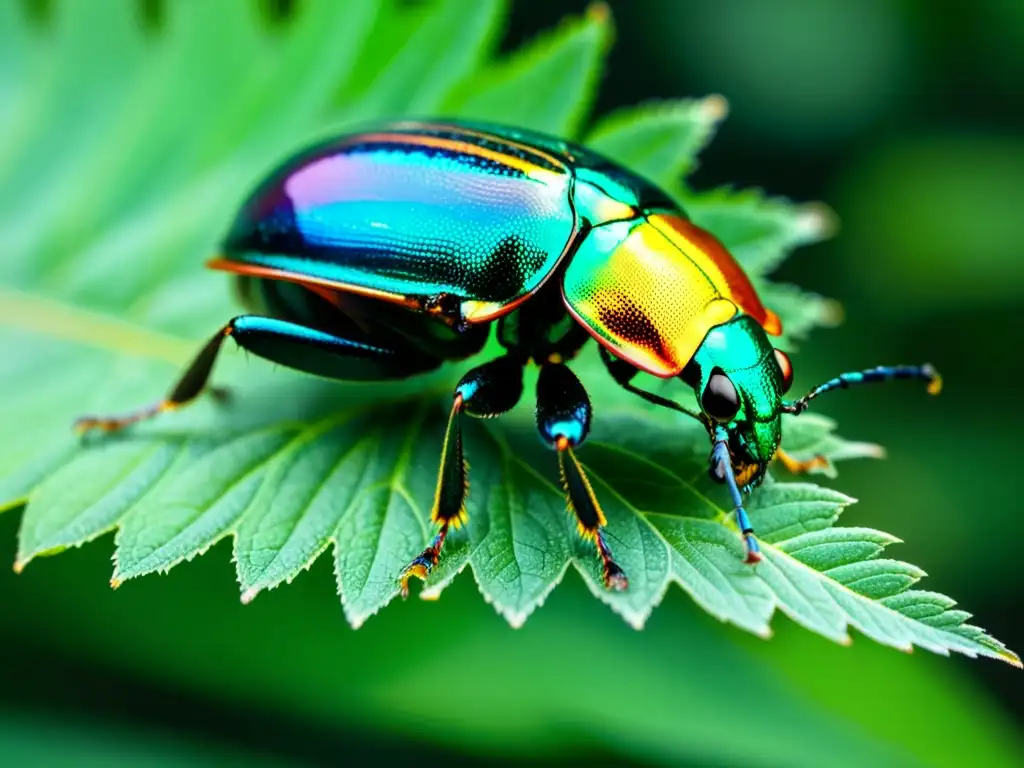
(76, 120, 942, 594)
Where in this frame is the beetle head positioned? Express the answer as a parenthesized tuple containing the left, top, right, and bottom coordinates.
(682, 316, 793, 489)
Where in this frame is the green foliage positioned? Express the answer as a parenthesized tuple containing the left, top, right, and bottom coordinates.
(0, 0, 1016, 689)
(0, 709, 275, 767)
(838, 136, 1024, 311)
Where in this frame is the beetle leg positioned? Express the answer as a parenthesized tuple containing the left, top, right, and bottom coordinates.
(710, 436, 762, 564)
(75, 325, 234, 433)
(598, 346, 703, 422)
(75, 315, 440, 433)
(399, 354, 525, 597)
(774, 447, 829, 475)
(536, 363, 628, 591)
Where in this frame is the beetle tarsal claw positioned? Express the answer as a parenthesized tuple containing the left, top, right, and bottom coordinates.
(74, 401, 176, 434)
(398, 559, 433, 599)
(398, 531, 446, 598)
(398, 565, 428, 599)
(596, 532, 629, 591)
(603, 561, 629, 591)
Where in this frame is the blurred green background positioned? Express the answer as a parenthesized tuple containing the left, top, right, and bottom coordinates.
(1, 0, 1022, 765)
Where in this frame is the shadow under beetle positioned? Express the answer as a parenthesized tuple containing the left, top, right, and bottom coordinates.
(77, 121, 942, 594)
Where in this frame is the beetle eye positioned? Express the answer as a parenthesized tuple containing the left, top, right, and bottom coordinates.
(774, 349, 794, 394)
(701, 371, 740, 422)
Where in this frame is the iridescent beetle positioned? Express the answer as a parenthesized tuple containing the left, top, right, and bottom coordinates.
(77, 121, 941, 594)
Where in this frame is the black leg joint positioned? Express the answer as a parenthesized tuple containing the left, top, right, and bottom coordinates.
(455, 354, 525, 417)
(536, 363, 592, 449)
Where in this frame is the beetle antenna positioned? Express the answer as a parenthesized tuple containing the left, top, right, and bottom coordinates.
(782, 363, 942, 415)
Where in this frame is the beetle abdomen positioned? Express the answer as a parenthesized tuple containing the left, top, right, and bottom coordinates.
(217, 124, 580, 324)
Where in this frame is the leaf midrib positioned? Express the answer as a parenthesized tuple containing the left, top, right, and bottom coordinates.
(0, 285, 193, 363)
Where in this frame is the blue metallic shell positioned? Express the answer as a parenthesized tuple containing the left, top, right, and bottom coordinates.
(218, 122, 589, 324)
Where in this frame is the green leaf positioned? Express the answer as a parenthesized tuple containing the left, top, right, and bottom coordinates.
(444, 2, 613, 136)
(234, 415, 385, 604)
(15, 439, 184, 565)
(210, 0, 382, 159)
(344, 0, 506, 122)
(1, 0, 1016, 691)
(112, 428, 298, 584)
(330, 407, 435, 627)
(779, 412, 885, 478)
(586, 95, 728, 187)
(759, 281, 844, 348)
(682, 185, 838, 276)
(586, 444, 1019, 665)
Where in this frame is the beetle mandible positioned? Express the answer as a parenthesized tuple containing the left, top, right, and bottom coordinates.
(77, 120, 941, 594)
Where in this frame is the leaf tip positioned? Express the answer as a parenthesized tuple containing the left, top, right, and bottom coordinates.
(820, 300, 846, 329)
(626, 613, 648, 631)
(1004, 652, 1022, 669)
(505, 611, 528, 629)
(796, 202, 839, 241)
(240, 587, 260, 605)
(585, 1, 612, 25)
(700, 94, 730, 122)
(12, 559, 25, 574)
(864, 443, 887, 460)
(110, 576, 121, 590)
